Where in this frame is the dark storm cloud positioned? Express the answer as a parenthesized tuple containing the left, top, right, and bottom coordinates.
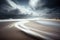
(29, 0, 60, 19)
(0, 0, 7, 5)
(0, 0, 13, 19)
(31, 0, 60, 10)
(42, 0, 60, 8)
(0, 0, 60, 19)
(0, 0, 29, 19)
(0, 8, 27, 19)
(12, 0, 29, 6)
(41, 0, 60, 18)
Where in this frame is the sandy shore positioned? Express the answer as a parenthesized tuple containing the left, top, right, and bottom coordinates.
(0, 22, 43, 40)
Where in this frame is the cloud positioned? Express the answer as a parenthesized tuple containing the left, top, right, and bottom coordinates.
(0, 0, 38, 19)
(12, 0, 29, 6)
(29, 0, 39, 10)
(0, 0, 60, 19)
(29, 0, 60, 19)
(6, 0, 39, 16)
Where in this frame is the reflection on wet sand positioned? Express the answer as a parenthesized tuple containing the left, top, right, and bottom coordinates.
(0, 19, 60, 40)
(0, 21, 44, 40)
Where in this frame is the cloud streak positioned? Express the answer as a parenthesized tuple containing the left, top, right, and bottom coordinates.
(6, 0, 39, 16)
(0, 0, 60, 19)
(29, 0, 60, 19)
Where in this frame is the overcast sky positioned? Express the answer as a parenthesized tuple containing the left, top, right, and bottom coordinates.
(0, 0, 60, 19)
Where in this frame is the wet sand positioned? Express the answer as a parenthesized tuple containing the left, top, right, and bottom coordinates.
(25, 20, 60, 40)
(0, 22, 43, 40)
(0, 19, 60, 40)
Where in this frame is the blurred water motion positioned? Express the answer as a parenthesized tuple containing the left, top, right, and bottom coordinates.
(14, 19, 60, 40)
(0, 0, 60, 40)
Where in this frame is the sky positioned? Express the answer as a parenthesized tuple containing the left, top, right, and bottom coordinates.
(0, 0, 60, 19)
(12, 0, 29, 6)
